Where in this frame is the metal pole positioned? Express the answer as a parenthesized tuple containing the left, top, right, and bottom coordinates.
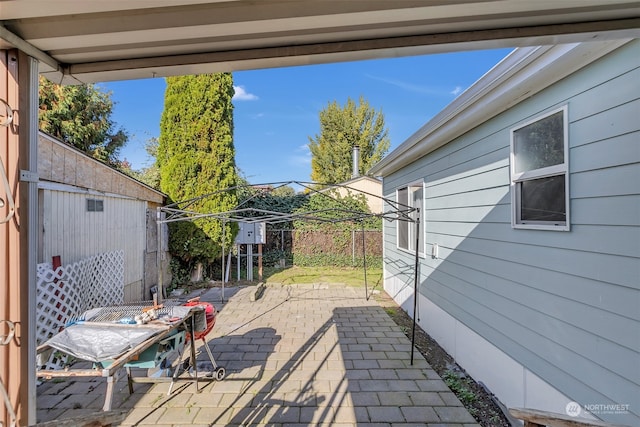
(237, 244, 240, 281)
(221, 221, 225, 303)
(156, 207, 163, 303)
(410, 210, 420, 365)
(361, 224, 369, 300)
(258, 243, 263, 282)
(247, 244, 253, 281)
(225, 251, 231, 283)
(352, 229, 355, 265)
(23, 52, 39, 425)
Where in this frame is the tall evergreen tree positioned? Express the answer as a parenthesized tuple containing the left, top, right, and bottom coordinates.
(308, 96, 390, 184)
(134, 137, 161, 189)
(158, 73, 238, 261)
(38, 76, 128, 165)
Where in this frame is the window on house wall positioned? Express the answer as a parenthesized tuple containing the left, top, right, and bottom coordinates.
(397, 182, 424, 254)
(86, 198, 104, 212)
(510, 106, 569, 230)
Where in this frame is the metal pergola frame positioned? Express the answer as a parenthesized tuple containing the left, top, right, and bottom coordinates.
(156, 180, 423, 363)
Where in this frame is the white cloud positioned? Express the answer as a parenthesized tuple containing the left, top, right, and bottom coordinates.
(450, 86, 463, 96)
(289, 144, 311, 166)
(365, 74, 441, 95)
(366, 74, 467, 98)
(233, 85, 258, 101)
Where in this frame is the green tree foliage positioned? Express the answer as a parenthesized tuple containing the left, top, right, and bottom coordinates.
(158, 73, 239, 264)
(309, 96, 390, 184)
(38, 76, 128, 164)
(271, 184, 297, 197)
(116, 137, 161, 189)
(239, 187, 308, 222)
(292, 191, 382, 267)
(134, 137, 161, 189)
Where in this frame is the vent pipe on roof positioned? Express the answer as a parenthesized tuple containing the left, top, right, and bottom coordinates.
(352, 145, 360, 179)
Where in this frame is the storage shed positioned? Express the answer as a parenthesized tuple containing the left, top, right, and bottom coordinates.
(37, 132, 169, 301)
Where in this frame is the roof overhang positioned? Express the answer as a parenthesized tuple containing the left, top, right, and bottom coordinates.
(1, 1, 639, 84)
(368, 38, 634, 177)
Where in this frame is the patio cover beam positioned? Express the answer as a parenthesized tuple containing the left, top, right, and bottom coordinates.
(38, 18, 640, 83)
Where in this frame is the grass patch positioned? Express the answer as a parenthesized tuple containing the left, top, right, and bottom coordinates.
(263, 265, 382, 288)
(443, 370, 479, 409)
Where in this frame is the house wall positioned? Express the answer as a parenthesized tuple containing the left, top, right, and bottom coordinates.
(382, 41, 639, 425)
(337, 177, 383, 213)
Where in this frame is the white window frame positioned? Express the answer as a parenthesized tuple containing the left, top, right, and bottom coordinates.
(396, 181, 425, 256)
(510, 105, 570, 231)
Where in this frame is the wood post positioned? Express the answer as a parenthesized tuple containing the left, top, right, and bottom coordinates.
(258, 243, 263, 281)
(1, 49, 38, 426)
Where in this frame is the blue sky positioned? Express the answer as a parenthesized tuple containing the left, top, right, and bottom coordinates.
(101, 48, 513, 184)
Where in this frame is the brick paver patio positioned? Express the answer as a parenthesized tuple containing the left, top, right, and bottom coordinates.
(37, 284, 479, 426)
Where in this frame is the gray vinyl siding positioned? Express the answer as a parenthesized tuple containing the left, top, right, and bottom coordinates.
(382, 40, 640, 425)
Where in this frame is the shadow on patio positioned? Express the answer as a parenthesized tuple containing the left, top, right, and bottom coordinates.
(38, 285, 476, 426)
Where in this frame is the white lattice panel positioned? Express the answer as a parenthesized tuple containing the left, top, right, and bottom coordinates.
(36, 268, 83, 339)
(36, 251, 125, 369)
(83, 250, 124, 308)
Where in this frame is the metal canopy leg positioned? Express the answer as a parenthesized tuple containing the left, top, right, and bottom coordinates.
(410, 210, 420, 366)
(361, 223, 369, 300)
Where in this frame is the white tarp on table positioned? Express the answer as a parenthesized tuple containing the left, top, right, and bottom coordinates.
(43, 305, 200, 362)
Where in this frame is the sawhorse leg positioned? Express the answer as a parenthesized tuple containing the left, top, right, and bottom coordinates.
(103, 376, 116, 411)
(103, 368, 126, 411)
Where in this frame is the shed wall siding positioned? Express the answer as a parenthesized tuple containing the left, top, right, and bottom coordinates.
(382, 41, 639, 424)
(40, 189, 147, 294)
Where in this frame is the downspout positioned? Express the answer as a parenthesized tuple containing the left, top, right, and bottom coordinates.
(156, 207, 163, 303)
(23, 53, 39, 425)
